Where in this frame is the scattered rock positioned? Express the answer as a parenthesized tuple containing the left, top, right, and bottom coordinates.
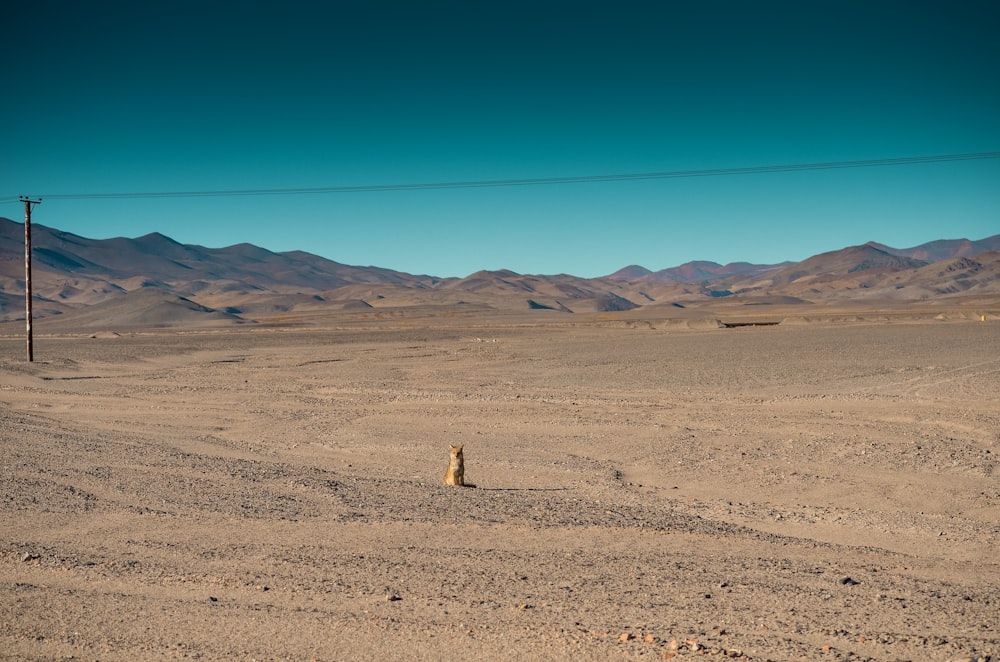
(385, 594, 402, 602)
(20, 553, 39, 563)
(840, 577, 860, 586)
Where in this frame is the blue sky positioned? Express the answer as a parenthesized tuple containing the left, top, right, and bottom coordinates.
(2, 1, 998, 277)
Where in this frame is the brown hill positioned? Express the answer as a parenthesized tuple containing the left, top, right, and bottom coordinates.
(605, 264, 652, 280)
(436, 270, 641, 312)
(735, 244, 928, 290)
(610, 260, 787, 284)
(725, 249, 1000, 304)
(868, 235, 1000, 262)
(903, 251, 1000, 297)
(0, 218, 426, 292)
(0, 217, 434, 322)
(32, 287, 249, 332)
(609, 235, 1000, 285)
(1, 216, 998, 328)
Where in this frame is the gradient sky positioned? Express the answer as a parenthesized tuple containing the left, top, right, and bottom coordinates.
(3, 1, 998, 278)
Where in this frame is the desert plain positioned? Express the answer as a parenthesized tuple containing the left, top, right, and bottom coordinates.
(1, 309, 998, 661)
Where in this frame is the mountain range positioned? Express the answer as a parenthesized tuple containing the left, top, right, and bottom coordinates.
(1, 216, 998, 328)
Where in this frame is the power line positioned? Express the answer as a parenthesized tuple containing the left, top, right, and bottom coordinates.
(6, 151, 1000, 203)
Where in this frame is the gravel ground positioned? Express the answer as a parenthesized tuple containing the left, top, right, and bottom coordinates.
(1, 317, 998, 660)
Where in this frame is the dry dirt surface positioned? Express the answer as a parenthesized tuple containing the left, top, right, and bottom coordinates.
(2, 316, 998, 661)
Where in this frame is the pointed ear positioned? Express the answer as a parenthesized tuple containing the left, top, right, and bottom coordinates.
(454, 444, 463, 452)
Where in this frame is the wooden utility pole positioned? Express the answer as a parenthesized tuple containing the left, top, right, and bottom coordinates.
(20, 197, 41, 362)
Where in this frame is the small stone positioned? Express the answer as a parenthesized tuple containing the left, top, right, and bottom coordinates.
(208, 596, 218, 602)
(20, 553, 38, 563)
(385, 594, 402, 602)
(619, 632, 633, 642)
(644, 634, 656, 644)
(839, 577, 860, 586)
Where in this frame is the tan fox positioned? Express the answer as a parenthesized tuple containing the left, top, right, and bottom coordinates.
(443, 444, 466, 486)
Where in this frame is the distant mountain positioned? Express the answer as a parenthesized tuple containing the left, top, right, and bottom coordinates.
(745, 244, 928, 288)
(0, 220, 426, 290)
(607, 260, 788, 284)
(46, 288, 249, 329)
(438, 269, 640, 312)
(867, 236, 1000, 262)
(904, 252, 1000, 297)
(606, 265, 652, 280)
(1, 216, 998, 328)
(0, 217, 435, 318)
(608, 236, 1000, 285)
(723, 246, 1000, 302)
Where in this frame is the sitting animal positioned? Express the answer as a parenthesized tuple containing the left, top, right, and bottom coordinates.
(443, 444, 466, 486)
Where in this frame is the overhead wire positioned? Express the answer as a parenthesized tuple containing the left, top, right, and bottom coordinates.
(4, 151, 999, 203)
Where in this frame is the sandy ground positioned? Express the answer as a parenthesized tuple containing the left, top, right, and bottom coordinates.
(1, 316, 998, 661)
